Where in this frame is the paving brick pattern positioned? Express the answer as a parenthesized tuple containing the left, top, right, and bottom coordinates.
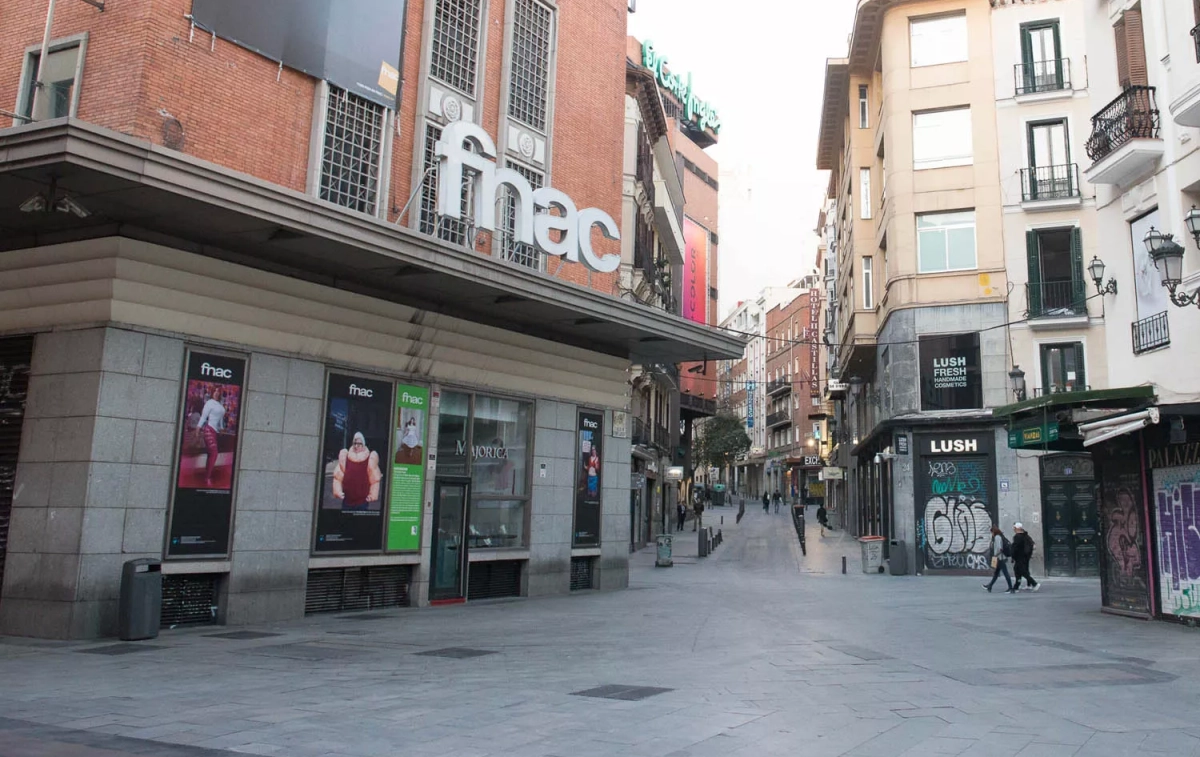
(2, 505, 1199, 757)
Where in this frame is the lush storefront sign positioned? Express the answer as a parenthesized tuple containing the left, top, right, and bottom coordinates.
(641, 40, 722, 134)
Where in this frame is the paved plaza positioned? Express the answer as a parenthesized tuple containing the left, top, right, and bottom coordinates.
(2, 505, 1200, 757)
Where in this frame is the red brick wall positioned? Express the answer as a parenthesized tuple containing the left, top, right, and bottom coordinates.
(0, 0, 626, 296)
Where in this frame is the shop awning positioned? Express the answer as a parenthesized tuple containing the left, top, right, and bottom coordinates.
(994, 386, 1158, 451)
(993, 386, 1157, 419)
(0, 120, 743, 364)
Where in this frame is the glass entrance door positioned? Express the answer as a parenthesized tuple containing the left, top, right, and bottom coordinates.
(430, 481, 469, 601)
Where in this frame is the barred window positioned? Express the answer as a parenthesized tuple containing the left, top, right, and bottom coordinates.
(319, 86, 386, 215)
(499, 160, 544, 270)
(507, 0, 553, 131)
(420, 122, 474, 246)
(431, 0, 482, 96)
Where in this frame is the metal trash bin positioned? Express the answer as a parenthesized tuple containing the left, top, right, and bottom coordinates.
(656, 534, 673, 567)
(119, 558, 162, 640)
(889, 540, 907, 575)
(859, 536, 885, 574)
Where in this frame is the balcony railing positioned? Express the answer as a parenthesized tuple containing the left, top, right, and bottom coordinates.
(1085, 86, 1160, 164)
(1015, 58, 1071, 96)
(679, 393, 716, 417)
(766, 410, 791, 428)
(1026, 280, 1087, 318)
(1132, 311, 1170, 354)
(766, 377, 791, 396)
(652, 423, 670, 450)
(1192, 24, 1200, 64)
(1021, 164, 1080, 202)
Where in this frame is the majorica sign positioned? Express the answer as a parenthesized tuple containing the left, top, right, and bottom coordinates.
(641, 40, 721, 135)
(435, 122, 621, 273)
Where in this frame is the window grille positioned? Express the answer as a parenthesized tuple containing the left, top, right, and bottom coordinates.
(507, 0, 553, 131)
(420, 122, 474, 246)
(499, 160, 544, 270)
(431, 0, 483, 96)
(319, 86, 385, 215)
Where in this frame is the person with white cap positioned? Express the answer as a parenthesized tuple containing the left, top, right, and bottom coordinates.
(333, 431, 382, 510)
(1011, 522, 1039, 592)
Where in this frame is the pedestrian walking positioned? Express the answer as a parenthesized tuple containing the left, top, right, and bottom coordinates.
(816, 504, 829, 537)
(693, 499, 704, 532)
(676, 501, 686, 532)
(982, 525, 1014, 593)
(762, 492, 770, 513)
(773, 490, 782, 514)
(1011, 523, 1039, 591)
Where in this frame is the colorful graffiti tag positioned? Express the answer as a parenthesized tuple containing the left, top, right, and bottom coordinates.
(918, 458, 993, 570)
(1154, 464, 1200, 618)
(1097, 447, 1150, 616)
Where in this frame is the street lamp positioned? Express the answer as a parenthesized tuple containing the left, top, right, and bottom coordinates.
(1185, 206, 1200, 247)
(1009, 365, 1027, 402)
(1144, 227, 1200, 309)
(1087, 256, 1117, 296)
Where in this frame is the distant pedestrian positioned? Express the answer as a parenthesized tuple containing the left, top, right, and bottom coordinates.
(762, 492, 770, 513)
(676, 502, 686, 532)
(693, 499, 704, 532)
(1011, 523, 1039, 591)
(773, 490, 782, 514)
(983, 525, 1014, 594)
(816, 504, 829, 537)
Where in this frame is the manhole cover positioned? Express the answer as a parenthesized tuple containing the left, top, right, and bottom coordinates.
(415, 647, 496, 659)
(204, 631, 283, 640)
(76, 643, 165, 655)
(572, 684, 674, 701)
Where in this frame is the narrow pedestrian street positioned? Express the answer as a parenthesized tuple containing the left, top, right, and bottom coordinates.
(2, 504, 1198, 757)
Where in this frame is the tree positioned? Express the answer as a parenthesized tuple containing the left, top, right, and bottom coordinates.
(693, 414, 751, 471)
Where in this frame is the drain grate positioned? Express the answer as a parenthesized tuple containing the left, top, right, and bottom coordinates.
(415, 647, 497, 659)
(204, 631, 283, 640)
(569, 557, 594, 591)
(76, 644, 165, 656)
(571, 684, 674, 701)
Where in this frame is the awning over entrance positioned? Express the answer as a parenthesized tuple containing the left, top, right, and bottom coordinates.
(0, 121, 742, 364)
(994, 386, 1158, 451)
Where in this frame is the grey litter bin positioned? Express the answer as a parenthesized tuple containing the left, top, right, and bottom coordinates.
(656, 534, 673, 567)
(859, 536, 885, 574)
(889, 540, 908, 575)
(119, 558, 162, 641)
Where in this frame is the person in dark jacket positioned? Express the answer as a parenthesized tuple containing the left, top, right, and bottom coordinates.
(816, 504, 829, 537)
(676, 502, 686, 532)
(1011, 523, 1040, 592)
(762, 492, 770, 513)
(983, 524, 1014, 593)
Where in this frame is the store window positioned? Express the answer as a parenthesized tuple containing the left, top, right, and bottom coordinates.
(17, 36, 86, 123)
(913, 107, 972, 170)
(910, 13, 968, 68)
(917, 210, 977, 273)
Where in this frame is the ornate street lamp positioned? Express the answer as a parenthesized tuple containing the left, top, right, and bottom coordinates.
(1088, 256, 1117, 296)
(1144, 227, 1199, 309)
(1009, 365, 1027, 402)
(1185, 206, 1200, 247)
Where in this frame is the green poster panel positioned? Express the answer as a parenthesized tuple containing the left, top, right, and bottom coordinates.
(387, 384, 429, 551)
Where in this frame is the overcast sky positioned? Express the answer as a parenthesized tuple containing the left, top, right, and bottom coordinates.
(628, 1, 858, 319)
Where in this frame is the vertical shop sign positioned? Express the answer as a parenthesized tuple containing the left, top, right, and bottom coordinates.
(574, 411, 604, 547)
(682, 217, 709, 325)
(315, 374, 393, 552)
(808, 289, 821, 397)
(1152, 460, 1200, 619)
(168, 350, 246, 557)
(387, 384, 429, 552)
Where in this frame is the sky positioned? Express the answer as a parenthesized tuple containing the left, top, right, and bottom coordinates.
(628, 0, 858, 320)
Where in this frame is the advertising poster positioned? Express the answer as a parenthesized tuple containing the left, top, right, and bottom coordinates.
(191, 0, 408, 108)
(682, 217, 709, 325)
(387, 384, 429, 552)
(918, 334, 982, 411)
(574, 411, 604, 547)
(315, 374, 393, 552)
(168, 351, 246, 557)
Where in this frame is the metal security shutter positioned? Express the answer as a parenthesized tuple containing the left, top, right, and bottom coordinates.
(467, 560, 522, 600)
(569, 557, 594, 591)
(0, 336, 33, 602)
(304, 566, 412, 615)
(161, 574, 219, 628)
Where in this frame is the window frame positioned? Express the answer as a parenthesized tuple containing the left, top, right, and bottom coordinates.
(860, 167, 872, 220)
(862, 255, 874, 309)
(504, 0, 557, 135)
(912, 107, 973, 170)
(1039, 342, 1086, 395)
(910, 12, 969, 68)
(428, 0, 486, 99)
(15, 33, 88, 125)
(858, 85, 869, 129)
(1027, 118, 1071, 170)
(311, 83, 394, 218)
(916, 210, 978, 274)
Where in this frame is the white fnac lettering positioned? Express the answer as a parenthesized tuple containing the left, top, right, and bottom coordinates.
(401, 392, 424, 405)
(349, 384, 374, 398)
(200, 362, 233, 379)
(583, 418, 599, 429)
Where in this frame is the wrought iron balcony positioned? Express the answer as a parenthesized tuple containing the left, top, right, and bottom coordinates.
(1085, 86, 1160, 164)
(1026, 280, 1087, 318)
(766, 410, 792, 428)
(1021, 164, 1080, 202)
(1015, 58, 1071, 96)
(679, 392, 716, 417)
(1132, 311, 1170, 354)
(652, 423, 670, 450)
(632, 416, 650, 447)
(766, 377, 791, 396)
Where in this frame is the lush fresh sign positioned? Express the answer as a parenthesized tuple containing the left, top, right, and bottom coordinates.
(435, 123, 620, 273)
(641, 40, 721, 135)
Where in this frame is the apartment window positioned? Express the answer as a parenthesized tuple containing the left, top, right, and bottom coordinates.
(1040, 343, 1086, 395)
(1026, 120, 1075, 200)
(420, 123, 474, 245)
(812, 396, 821, 407)
(430, 0, 483, 96)
(913, 108, 972, 169)
(319, 86, 386, 215)
(1026, 227, 1084, 317)
(862, 256, 874, 309)
(508, 0, 553, 131)
(17, 38, 85, 123)
(1113, 8, 1148, 89)
(860, 168, 872, 219)
(1019, 20, 1065, 94)
(917, 211, 977, 273)
(499, 160, 545, 270)
(858, 85, 869, 129)
(910, 13, 968, 67)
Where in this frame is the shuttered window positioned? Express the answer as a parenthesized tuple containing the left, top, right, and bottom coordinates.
(1114, 9, 1148, 88)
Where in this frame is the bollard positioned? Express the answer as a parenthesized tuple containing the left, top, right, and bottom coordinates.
(721, 515, 724, 525)
(842, 556, 847, 574)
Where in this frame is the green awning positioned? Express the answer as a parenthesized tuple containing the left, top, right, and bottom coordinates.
(993, 386, 1157, 419)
